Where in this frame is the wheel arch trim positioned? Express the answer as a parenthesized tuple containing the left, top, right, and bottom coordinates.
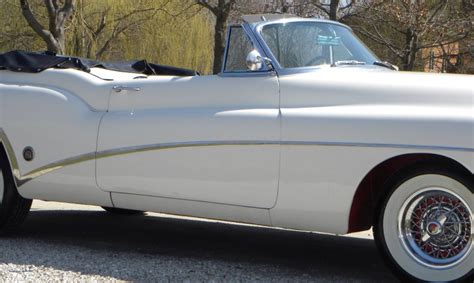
(348, 153, 473, 233)
(0, 129, 21, 187)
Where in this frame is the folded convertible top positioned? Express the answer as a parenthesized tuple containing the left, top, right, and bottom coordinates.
(0, 50, 199, 77)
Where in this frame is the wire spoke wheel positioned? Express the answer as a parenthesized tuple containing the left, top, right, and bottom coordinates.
(399, 188, 472, 268)
(377, 170, 474, 282)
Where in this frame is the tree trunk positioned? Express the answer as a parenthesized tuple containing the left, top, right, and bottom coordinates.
(45, 37, 62, 54)
(53, 29, 66, 54)
(280, 0, 290, 13)
(329, 0, 340, 21)
(212, 13, 228, 74)
(402, 29, 418, 71)
(196, 0, 235, 74)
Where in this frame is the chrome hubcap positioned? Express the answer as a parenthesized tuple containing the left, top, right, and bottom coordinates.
(399, 188, 473, 268)
(427, 221, 443, 236)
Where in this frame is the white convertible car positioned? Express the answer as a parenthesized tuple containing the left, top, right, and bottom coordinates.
(0, 15, 472, 282)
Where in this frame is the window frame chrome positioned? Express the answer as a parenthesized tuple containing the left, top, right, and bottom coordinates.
(219, 23, 275, 77)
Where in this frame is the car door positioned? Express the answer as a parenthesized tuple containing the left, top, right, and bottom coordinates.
(96, 25, 280, 209)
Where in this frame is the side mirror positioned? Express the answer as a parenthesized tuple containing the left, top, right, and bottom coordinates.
(246, 50, 264, 71)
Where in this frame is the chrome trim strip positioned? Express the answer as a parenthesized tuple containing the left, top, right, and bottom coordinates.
(20, 152, 97, 186)
(218, 71, 274, 78)
(250, 18, 352, 31)
(1, 129, 473, 187)
(281, 141, 474, 152)
(18, 141, 279, 186)
(220, 23, 233, 74)
(18, 140, 474, 186)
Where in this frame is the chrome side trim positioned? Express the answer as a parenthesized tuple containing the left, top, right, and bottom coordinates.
(18, 140, 474, 186)
(1, 129, 473, 187)
(20, 152, 97, 186)
(218, 71, 274, 78)
(18, 141, 279, 186)
(281, 141, 474, 153)
(96, 141, 278, 160)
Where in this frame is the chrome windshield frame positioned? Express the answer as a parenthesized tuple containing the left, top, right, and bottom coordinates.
(246, 18, 376, 76)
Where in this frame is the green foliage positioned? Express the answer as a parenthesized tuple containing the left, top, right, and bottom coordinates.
(0, 0, 45, 51)
(0, 0, 214, 74)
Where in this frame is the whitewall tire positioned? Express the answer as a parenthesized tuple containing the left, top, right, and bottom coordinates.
(375, 167, 473, 282)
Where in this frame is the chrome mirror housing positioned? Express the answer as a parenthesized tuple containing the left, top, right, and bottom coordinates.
(246, 50, 264, 71)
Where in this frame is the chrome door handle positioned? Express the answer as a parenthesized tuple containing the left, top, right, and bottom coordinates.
(112, 85, 141, 93)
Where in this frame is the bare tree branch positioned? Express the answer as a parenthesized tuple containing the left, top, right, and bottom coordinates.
(20, 0, 48, 37)
(350, 0, 470, 71)
(20, 0, 59, 49)
(19, 0, 76, 53)
(196, 0, 218, 15)
(310, 1, 330, 17)
(44, 0, 56, 19)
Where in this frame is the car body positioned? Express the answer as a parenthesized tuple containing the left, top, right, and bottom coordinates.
(0, 15, 473, 282)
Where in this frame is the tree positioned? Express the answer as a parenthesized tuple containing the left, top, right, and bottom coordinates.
(74, 2, 162, 60)
(19, 0, 76, 54)
(195, 0, 237, 74)
(352, 0, 471, 71)
(263, 0, 368, 21)
(436, 0, 473, 73)
(310, 0, 357, 21)
(263, 0, 293, 14)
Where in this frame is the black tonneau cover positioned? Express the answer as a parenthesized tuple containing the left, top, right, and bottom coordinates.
(0, 50, 199, 77)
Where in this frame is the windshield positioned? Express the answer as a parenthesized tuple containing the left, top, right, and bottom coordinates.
(260, 22, 378, 69)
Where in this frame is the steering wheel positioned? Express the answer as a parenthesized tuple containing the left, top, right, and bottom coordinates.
(304, 55, 327, 67)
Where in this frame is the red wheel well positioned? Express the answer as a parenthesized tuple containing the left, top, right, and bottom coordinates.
(347, 153, 472, 233)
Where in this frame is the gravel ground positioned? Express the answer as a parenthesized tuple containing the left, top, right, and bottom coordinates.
(0, 201, 398, 282)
